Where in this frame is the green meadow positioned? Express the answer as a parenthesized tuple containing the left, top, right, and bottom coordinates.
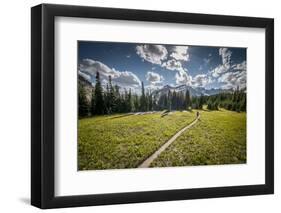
(78, 109, 246, 170)
(151, 110, 246, 167)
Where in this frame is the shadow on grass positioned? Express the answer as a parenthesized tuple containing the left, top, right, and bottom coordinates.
(109, 113, 135, 120)
(79, 113, 134, 121)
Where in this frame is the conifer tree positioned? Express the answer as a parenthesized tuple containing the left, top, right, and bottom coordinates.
(167, 90, 172, 111)
(140, 81, 146, 111)
(78, 83, 89, 117)
(198, 95, 204, 109)
(107, 75, 115, 114)
(114, 85, 121, 113)
(133, 94, 140, 112)
(127, 88, 132, 112)
(93, 72, 104, 115)
(147, 91, 153, 111)
(240, 94, 246, 111)
(90, 88, 95, 115)
(104, 83, 110, 114)
(185, 89, 191, 110)
(163, 94, 168, 110)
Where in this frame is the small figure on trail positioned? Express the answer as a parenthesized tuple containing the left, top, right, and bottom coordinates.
(196, 111, 200, 118)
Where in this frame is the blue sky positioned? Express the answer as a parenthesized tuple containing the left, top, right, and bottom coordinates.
(78, 41, 246, 93)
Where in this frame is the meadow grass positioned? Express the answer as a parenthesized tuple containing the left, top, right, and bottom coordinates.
(151, 109, 246, 167)
(78, 111, 195, 170)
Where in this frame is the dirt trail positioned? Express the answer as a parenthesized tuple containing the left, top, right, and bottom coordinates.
(138, 115, 200, 168)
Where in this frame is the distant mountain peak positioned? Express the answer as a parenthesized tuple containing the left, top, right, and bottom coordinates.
(152, 84, 232, 97)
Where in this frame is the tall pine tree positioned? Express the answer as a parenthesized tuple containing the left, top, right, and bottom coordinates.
(198, 95, 204, 109)
(93, 71, 104, 115)
(78, 83, 89, 117)
(104, 83, 110, 114)
(140, 81, 146, 111)
(113, 85, 121, 112)
(167, 90, 172, 111)
(90, 88, 95, 115)
(185, 89, 191, 110)
(107, 75, 115, 114)
(127, 89, 132, 112)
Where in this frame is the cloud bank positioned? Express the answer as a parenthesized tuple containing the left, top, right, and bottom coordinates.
(170, 46, 189, 61)
(210, 48, 246, 89)
(136, 44, 168, 65)
(79, 45, 246, 93)
(79, 59, 141, 90)
(146, 71, 164, 84)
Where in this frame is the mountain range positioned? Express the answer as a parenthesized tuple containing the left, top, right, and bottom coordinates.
(151, 84, 233, 97)
(79, 74, 234, 97)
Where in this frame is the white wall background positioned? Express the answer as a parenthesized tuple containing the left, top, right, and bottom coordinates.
(0, 0, 279, 212)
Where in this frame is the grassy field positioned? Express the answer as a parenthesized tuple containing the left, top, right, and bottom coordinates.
(78, 109, 246, 170)
(78, 111, 195, 170)
(151, 109, 246, 167)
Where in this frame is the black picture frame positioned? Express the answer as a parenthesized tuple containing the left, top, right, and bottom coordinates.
(31, 3, 274, 209)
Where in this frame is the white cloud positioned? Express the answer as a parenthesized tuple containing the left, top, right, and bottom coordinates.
(170, 46, 189, 61)
(212, 57, 247, 89)
(136, 45, 191, 90)
(162, 59, 185, 72)
(192, 74, 213, 87)
(145, 71, 164, 92)
(79, 59, 141, 89)
(80, 58, 115, 77)
(211, 64, 230, 78)
(219, 47, 232, 66)
(114, 71, 142, 87)
(78, 70, 91, 82)
(210, 48, 233, 78)
(145, 83, 163, 91)
(175, 70, 192, 85)
(232, 60, 247, 71)
(211, 56, 247, 89)
(146, 71, 164, 84)
(161, 58, 192, 86)
(218, 69, 246, 89)
(136, 44, 168, 65)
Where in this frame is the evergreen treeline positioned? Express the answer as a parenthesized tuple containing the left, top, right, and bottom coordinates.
(79, 72, 246, 117)
(191, 88, 246, 112)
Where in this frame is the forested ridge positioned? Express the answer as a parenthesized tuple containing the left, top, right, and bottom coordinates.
(79, 72, 246, 117)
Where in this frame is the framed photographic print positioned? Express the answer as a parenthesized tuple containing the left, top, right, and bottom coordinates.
(31, 4, 274, 209)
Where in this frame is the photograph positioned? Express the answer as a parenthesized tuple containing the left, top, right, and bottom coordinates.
(29, 3, 274, 209)
(77, 41, 247, 170)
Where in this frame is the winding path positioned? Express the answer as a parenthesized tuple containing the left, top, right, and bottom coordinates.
(138, 115, 200, 168)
